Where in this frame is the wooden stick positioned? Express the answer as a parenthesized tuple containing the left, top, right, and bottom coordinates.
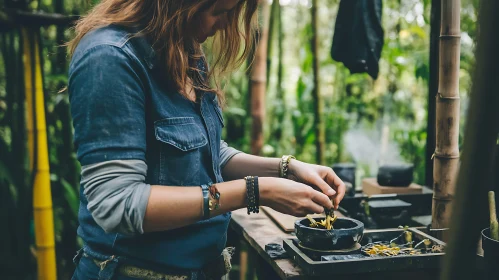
(489, 191, 499, 240)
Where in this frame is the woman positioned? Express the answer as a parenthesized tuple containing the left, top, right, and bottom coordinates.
(68, 0, 346, 279)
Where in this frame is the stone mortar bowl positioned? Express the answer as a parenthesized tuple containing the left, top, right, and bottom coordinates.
(295, 217, 364, 250)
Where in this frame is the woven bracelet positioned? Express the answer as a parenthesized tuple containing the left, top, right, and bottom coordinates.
(245, 176, 259, 214)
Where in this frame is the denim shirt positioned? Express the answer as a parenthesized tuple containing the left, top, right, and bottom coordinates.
(68, 25, 231, 271)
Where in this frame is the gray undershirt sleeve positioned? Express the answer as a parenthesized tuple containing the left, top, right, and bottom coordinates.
(220, 140, 243, 170)
(81, 160, 151, 236)
(81, 142, 239, 236)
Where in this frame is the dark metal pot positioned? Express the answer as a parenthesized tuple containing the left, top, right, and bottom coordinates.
(295, 217, 364, 250)
(482, 228, 499, 280)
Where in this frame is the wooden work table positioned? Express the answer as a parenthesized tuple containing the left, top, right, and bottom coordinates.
(229, 208, 305, 279)
(229, 208, 348, 279)
(229, 208, 441, 280)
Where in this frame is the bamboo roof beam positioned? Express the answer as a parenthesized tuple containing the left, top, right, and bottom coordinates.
(0, 9, 78, 30)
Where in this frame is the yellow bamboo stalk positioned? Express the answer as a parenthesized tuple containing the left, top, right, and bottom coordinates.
(22, 27, 57, 280)
(431, 0, 461, 232)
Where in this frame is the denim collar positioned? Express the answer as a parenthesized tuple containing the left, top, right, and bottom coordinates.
(128, 26, 156, 69)
(136, 36, 156, 69)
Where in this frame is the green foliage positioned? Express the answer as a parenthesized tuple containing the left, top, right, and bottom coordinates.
(252, 0, 476, 185)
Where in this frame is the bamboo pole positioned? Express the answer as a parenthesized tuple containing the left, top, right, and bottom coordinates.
(266, 0, 279, 86)
(426, 0, 441, 188)
(275, 2, 285, 145)
(22, 27, 57, 280)
(431, 0, 461, 232)
(2, 28, 31, 276)
(250, 1, 270, 155)
(54, 0, 66, 75)
(311, 0, 325, 165)
(440, 0, 499, 278)
(14, 28, 32, 276)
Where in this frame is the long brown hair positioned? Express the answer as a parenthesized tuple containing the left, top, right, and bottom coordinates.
(68, 0, 258, 105)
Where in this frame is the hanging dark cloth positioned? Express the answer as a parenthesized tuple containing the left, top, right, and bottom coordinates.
(330, 0, 384, 79)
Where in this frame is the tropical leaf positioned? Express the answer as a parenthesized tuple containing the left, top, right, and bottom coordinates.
(60, 178, 79, 219)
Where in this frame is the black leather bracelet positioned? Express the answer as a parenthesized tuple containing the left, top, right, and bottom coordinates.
(200, 183, 210, 220)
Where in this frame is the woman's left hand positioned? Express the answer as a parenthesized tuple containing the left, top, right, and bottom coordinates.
(287, 159, 346, 209)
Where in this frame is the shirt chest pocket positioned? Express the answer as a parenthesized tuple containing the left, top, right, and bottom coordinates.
(154, 117, 207, 186)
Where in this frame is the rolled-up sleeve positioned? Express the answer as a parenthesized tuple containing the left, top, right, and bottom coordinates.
(219, 140, 242, 170)
(81, 160, 150, 235)
(69, 44, 150, 235)
(69, 44, 147, 165)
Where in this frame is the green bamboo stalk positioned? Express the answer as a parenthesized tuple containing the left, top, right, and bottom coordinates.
(0, 28, 32, 278)
(266, 0, 279, 86)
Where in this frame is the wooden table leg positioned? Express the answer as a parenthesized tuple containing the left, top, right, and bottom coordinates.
(239, 238, 283, 280)
(255, 254, 280, 279)
(239, 239, 256, 280)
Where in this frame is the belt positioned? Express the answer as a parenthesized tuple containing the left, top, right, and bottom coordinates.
(90, 259, 190, 280)
(89, 247, 234, 280)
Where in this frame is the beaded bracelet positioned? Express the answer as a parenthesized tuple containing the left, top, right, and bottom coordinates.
(244, 176, 259, 214)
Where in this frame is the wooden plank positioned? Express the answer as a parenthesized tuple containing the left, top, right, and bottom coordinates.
(261, 207, 297, 232)
(260, 207, 302, 233)
(362, 178, 423, 195)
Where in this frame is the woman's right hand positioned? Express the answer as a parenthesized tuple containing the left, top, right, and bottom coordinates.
(258, 177, 334, 217)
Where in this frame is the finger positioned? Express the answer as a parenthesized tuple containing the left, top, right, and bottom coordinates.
(324, 170, 346, 209)
(310, 174, 336, 197)
(305, 200, 325, 215)
(334, 181, 346, 207)
(310, 189, 334, 210)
